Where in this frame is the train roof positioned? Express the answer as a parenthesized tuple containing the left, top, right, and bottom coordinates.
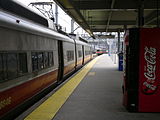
(0, 0, 48, 27)
(0, 0, 91, 46)
(76, 40, 90, 46)
(68, 33, 90, 46)
(69, 33, 88, 43)
(0, 10, 74, 43)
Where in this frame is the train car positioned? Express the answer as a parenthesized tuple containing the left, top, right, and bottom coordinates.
(75, 40, 84, 69)
(96, 49, 103, 56)
(77, 37, 92, 64)
(61, 39, 76, 81)
(96, 49, 107, 56)
(0, 1, 93, 119)
(83, 43, 92, 63)
(0, 9, 61, 118)
(68, 34, 92, 69)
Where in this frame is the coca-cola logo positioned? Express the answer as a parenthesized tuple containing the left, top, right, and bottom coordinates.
(142, 46, 158, 94)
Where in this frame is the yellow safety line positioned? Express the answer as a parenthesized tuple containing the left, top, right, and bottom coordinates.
(25, 56, 100, 120)
(87, 72, 96, 76)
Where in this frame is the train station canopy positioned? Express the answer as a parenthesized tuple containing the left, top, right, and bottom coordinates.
(54, 0, 160, 37)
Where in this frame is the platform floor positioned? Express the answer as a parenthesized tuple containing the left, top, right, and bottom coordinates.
(22, 54, 160, 120)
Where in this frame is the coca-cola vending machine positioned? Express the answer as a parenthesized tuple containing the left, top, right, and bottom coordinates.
(123, 28, 160, 112)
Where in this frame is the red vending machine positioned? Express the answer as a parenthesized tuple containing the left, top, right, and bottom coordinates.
(123, 28, 160, 112)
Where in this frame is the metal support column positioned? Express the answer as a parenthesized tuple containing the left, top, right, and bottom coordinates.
(123, 25, 127, 32)
(55, 4, 58, 25)
(138, 0, 144, 27)
(71, 19, 74, 33)
(117, 29, 120, 53)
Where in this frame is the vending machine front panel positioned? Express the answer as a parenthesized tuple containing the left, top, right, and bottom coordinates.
(139, 28, 160, 112)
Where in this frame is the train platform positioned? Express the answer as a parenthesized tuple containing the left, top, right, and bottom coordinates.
(16, 54, 160, 120)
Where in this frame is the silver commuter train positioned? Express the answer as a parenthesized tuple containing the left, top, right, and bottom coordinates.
(0, 1, 92, 119)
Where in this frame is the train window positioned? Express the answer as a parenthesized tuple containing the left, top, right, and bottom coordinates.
(2, 54, 7, 80)
(32, 52, 38, 71)
(85, 51, 87, 55)
(71, 51, 74, 60)
(67, 51, 74, 62)
(48, 52, 54, 66)
(7, 53, 18, 80)
(38, 52, 44, 69)
(78, 51, 82, 58)
(0, 53, 7, 82)
(44, 52, 49, 68)
(85, 51, 90, 55)
(67, 51, 70, 61)
(0, 54, 3, 81)
(32, 51, 54, 72)
(18, 53, 27, 75)
(0, 52, 28, 82)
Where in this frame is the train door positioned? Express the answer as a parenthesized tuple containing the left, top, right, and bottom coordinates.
(90, 47, 92, 60)
(74, 40, 77, 68)
(82, 45, 85, 65)
(57, 41, 64, 83)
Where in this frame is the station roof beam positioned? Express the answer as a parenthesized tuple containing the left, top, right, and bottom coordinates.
(54, 0, 160, 35)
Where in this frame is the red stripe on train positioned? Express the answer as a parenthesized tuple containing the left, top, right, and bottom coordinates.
(0, 70, 58, 116)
